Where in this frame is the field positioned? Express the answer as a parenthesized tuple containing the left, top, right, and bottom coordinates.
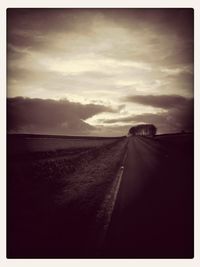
(7, 134, 128, 258)
(8, 134, 124, 155)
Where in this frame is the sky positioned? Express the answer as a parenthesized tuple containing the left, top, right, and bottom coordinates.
(7, 8, 194, 136)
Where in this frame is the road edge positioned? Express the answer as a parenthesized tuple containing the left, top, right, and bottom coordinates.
(95, 146, 128, 253)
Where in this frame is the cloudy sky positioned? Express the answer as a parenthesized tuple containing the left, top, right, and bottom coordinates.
(7, 8, 193, 136)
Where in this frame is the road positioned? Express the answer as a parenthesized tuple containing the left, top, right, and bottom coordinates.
(102, 135, 193, 258)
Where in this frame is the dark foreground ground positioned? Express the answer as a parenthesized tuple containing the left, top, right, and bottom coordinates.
(7, 133, 193, 258)
(7, 134, 127, 258)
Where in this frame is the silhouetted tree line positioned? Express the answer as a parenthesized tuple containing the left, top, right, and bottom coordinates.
(129, 124, 157, 136)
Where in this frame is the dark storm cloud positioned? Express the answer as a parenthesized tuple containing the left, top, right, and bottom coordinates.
(124, 94, 193, 109)
(134, 106, 193, 133)
(7, 97, 114, 135)
(7, 8, 101, 54)
(7, 8, 93, 35)
(104, 110, 193, 133)
(104, 95, 193, 133)
(94, 9, 193, 67)
(7, 8, 193, 65)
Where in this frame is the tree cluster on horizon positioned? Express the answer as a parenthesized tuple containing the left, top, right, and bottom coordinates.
(129, 124, 157, 136)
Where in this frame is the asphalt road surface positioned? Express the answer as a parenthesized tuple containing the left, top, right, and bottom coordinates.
(102, 135, 193, 258)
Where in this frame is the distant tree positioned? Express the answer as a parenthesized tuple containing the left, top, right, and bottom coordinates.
(151, 124, 157, 136)
(128, 124, 157, 137)
(129, 126, 137, 135)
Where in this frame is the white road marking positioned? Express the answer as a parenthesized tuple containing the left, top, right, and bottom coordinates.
(95, 150, 128, 252)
